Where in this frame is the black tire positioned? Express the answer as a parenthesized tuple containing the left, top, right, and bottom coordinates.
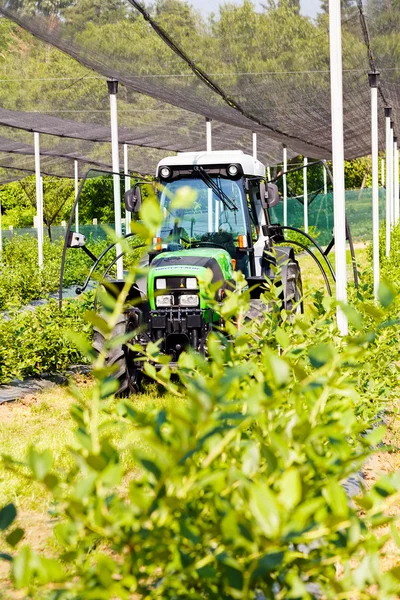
(92, 313, 130, 397)
(246, 298, 268, 322)
(284, 260, 303, 315)
(245, 262, 303, 325)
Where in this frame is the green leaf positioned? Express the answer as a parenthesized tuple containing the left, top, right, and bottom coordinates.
(43, 474, 58, 490)
(378, 280, 396, 308)
(12, 546, 32, 588)
(339, 303, 363, 329)
(28, 448, 52, 481)
(308, 343, 334, 369)
(275, 326, 290, 349)
(323, 479, 349, 517)
(242, 441, 260, 477)
(84, 312, 110, 335)
(0, 553, 12, 562)
(99, 464, 122, 488)
(139, 196, 163, 231)
(249, 484, 280, 537)
(263, 350, 290, 387)
(86, 454, 108, 472)
(279, 468, 302, 510)
(170, 186, 197, 209)
(364, 426, 386, 446)
(140, 459, 161, 480)
(6, 527, 24, 547)
(390, 522, 400, 549)
(0, 504, 16, 531)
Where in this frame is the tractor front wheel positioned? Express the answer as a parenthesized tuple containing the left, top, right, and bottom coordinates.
(92, 314, 132, 397)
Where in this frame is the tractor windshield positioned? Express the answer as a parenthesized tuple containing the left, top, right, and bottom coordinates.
(158, 177, 247, 253)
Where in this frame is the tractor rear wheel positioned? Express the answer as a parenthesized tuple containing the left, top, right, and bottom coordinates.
(92, 314, 131, 397)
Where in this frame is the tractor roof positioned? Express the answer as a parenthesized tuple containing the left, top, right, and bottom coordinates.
(157, 150, 266, 178)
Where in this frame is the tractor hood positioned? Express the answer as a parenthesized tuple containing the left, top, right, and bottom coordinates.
(148, 247, 234, 310)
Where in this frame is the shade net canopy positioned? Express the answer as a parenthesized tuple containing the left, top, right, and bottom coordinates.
(0, 0, 397, 161)
(0, 122, 177, 181)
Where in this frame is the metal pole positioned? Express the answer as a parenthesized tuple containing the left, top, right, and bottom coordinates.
(283, 144, 288, 226)
(107, 79, 123, 279)
(329, 0, 348, 335)
(267, 166, 271, 181)
(34, 131, 43, 268)
(369, 71, 380, 299)
(252, 132, 257, 160)
(385, 108, 392, 256)
(390, 122, 394, 226)
(124, 143, 131, 235)
(303, 157, 308, 233)
(0, 194, 2, 255)
(395, 141, 400, 225)
(394, 136, 399, 225)
(323, 163, 328, 195)
(74, 159, 79, 233)
(206, 118, 213, 231)
(206, 118, 212, 152)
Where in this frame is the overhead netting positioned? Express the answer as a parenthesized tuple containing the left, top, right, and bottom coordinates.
(0, 0, 395, 162)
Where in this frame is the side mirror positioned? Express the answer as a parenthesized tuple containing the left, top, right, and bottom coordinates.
(266, 183, 280, 207)
(259, 182, 280, 208)
(125, 184, 142, 212)
(67, 231, 86, 248)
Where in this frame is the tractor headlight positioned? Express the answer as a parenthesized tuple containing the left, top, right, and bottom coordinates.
(179, 294, 199, 307)
(156, 278, 167, 290)
(160, 166, 172, 179)
(186, 277, 198, 289)
(156, 294, 174, 307)
(227, 164, 238, 177)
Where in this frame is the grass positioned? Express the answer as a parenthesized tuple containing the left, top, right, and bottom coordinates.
(293, 242, 369, 304)
(0, 375, 178, 596)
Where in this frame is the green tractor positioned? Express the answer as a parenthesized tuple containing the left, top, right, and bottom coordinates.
(61, 150, 304, 395)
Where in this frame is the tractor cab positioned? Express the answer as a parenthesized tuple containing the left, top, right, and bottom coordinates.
(126, 150, 282, 286)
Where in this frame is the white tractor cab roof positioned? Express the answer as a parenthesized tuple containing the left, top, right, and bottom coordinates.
(156, 150, 266, 179)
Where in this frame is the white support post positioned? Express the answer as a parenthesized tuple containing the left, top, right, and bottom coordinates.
(108, 79, 123, 279)
(206, 118, 212, 152)
(369, 71, 380, 300)
(34, 131, 43, 268)
(252, 132, 257, 160)
(215, 199, 220, 233)
(329, 0, 348, 335)
(394, 137, 399, 225)
(283, 144, 288, 226)
(395, 141, 399, 224)
(206, 119, 213, 231)
(303, 157, 308, 233)
(385, 108, 392, 256)
(0, 194, 2, 255)
(74, 159, 79, 233)
(124, 143, 131, 235)
(390, 122, 394, 226)
(267, 166, 271, 181)
(323, 163, 328, 195)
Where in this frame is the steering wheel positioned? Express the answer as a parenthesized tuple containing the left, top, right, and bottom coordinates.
(189, 241, 227, 251)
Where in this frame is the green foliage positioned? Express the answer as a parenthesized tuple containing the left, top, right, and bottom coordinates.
(0, 233, 145, 310)
(1, 197, 400, 598)
(0, 176, 75, 231)
(284, 224, 320, 248)
(0, 296, 92, 383)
